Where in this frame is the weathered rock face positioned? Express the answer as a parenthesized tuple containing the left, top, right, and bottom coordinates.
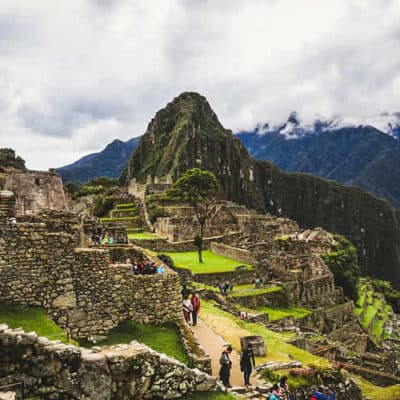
(121, 92, 400, 289)
(120, 92, 264, 209)
(0, 325, 221, 399)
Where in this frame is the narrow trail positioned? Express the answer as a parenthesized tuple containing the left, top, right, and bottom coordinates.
(192, 317, 262, 387)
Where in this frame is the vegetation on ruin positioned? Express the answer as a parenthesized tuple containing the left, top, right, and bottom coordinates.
(229, 284, 283, 297)
(251, 305, 312, 321)
(80, 320, 188, 364)
(127, 231, 161, 240)
(0, 148, 26, 170)
(145, 192, 176, 223)
(351, 375, 400, 400)
(369, 278, 400, 313)
(200, 300, 329, 366)
(355, 279, 393, 343)
(165, 250, 252, 274)
(321, 234, 361, 301)
(191, 282, 282, 297)
(0, 304, 76, 345)
(167, 168, 219, 263)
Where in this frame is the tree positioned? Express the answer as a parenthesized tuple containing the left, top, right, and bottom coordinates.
(169, 168, 219, 263)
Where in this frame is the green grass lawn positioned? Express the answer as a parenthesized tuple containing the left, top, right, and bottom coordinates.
(251, 305, 312, 321)
(100, 216, 139, 221)
(80, 320, 188, 364)
(0, 304, 74, 344)
(165, 250, 252, 274)
(128, 232, 161, 240)
(201, 300, 329, 367)
(230, 284, 283, 297)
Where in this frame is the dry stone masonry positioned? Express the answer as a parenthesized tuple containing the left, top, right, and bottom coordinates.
(0, 210, 182, 339)
(0, 324, 221, 400)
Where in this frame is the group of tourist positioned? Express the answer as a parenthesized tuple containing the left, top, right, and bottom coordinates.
(219, 345, 335, 400)
(126, 258, 165, 275)
(216, 281, 233, 295)
(182, 291, 201, 325)
(89, 232, 128, 245)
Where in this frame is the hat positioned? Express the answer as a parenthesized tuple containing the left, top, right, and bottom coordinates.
(318, 385, 328, 391)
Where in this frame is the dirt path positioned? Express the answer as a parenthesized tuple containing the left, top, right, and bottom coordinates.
(192, 317, 261, 387)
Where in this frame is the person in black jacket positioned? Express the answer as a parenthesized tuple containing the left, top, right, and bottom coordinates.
(240, 343, 256, 386)
(219, 345, 233, 387)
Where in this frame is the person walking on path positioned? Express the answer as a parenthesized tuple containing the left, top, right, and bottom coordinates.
(240, 343, 255, 386)
(182, 296, 193, 324)
(310, 385, 335, 400)
(219, 345, 233, 388)
(191, 292, 201, 326)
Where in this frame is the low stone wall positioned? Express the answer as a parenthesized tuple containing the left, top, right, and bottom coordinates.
(177, 320, 212, 374)
(193, 268, 257, 286)
(0, 221, 182, 339)
(232, 289, 288, 308)
(210, 242, 256, 264)
(0, 325, 221, 400)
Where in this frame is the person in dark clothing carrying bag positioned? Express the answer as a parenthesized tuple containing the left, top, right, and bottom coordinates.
(219, 345, 233, 388)
(240, 343, 255, 386)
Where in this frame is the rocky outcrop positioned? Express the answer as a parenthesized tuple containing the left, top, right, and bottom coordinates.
(121, 92, 400, 289)
(0, 325, 221, 399)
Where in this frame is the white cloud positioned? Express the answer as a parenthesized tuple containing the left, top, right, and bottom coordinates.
(0, 0, 399, 169)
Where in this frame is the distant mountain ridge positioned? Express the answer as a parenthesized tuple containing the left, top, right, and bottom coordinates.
(122, 91, 400, 289)
(57, 137, 140, 184)
(237, 114, 400, 208)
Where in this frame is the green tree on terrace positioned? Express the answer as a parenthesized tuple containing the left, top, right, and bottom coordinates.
(169, 168, 219, 263)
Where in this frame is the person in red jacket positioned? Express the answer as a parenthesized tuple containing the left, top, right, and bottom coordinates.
(191, 292, 201, 326)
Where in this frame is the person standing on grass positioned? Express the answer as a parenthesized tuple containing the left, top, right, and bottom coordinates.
(240, 343, 255, 386)
(182, 296, 193, 324)
(191, 292, 201, 326)
(219, 345, 233, 388)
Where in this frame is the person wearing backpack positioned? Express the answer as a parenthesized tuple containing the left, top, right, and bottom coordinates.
(219, 345, 233, 388)
(310, 385, 335, 400)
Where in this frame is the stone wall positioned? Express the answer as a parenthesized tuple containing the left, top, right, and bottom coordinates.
(0, 325, 221, 400)
(0, 220, 182, 339)
(4, 170, 67, 215)
(232, 289, 289, 309)
(210, 242, 256, 264)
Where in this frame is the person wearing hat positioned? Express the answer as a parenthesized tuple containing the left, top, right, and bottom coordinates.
(219, 345, 233, 388)
(310, 385, 335, 400)
(240, 343, 255, 386)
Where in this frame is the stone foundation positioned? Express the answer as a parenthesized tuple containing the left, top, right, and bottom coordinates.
(0, 325, 221, 400)
(0, 220, 182, 339)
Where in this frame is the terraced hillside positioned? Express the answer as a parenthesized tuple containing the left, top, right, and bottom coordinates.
(100, 202, 144, 232)
(354, 279, 394, 343)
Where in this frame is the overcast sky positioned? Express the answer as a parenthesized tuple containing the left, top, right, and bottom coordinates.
(0, 0, 399, 170)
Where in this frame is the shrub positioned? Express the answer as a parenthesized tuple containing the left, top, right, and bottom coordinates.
(92, 194, 114, 217)
(321, 234, 361, 301)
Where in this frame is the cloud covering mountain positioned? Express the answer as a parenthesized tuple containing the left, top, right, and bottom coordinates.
(0, 0, 400, 170)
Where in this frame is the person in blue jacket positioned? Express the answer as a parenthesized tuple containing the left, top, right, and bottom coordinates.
(310, 385, 335, 400)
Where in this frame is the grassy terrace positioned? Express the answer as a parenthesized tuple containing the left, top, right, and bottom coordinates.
(100, 216, 139, 221)
(192, 282, 282, 297)
(355, 280, 393, 342)
(128, 232, 161, 240)
(81, 320, 188, 364)
(251, 305, 312, 321)
(201, 299, 329, 366)
(165, 250, 252, 274)
(0, 304, 75, 344)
